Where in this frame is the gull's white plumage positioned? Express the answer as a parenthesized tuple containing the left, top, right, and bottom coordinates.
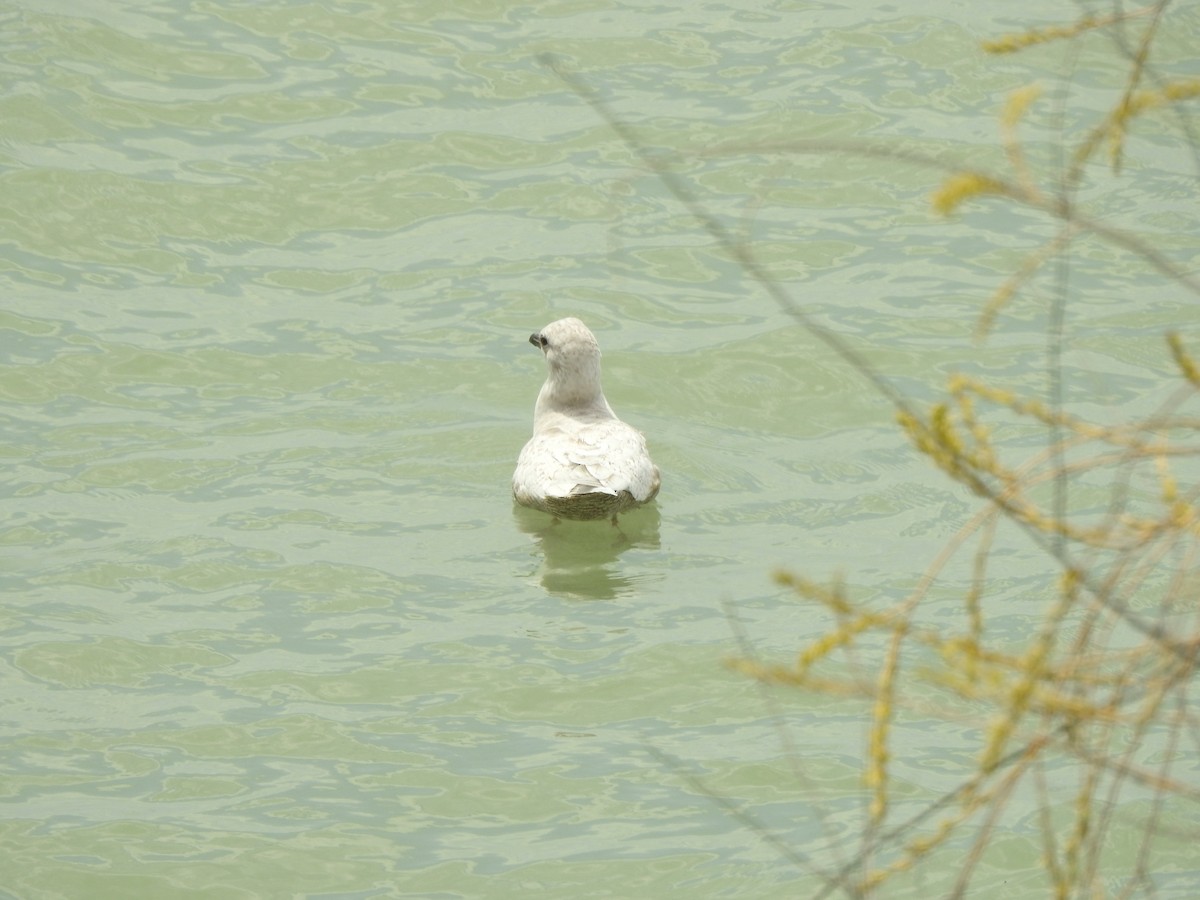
(513, 318, 660, 521)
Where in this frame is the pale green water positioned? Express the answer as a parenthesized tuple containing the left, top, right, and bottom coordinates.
(3, 1, 1199, 897)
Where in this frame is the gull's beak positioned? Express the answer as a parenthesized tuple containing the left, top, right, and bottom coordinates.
(529, 332, 545, 349)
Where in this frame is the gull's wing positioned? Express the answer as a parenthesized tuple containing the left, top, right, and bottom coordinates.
(513, 421, 659, 504)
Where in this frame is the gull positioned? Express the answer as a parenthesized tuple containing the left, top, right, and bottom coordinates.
(513, 317, 660, 522)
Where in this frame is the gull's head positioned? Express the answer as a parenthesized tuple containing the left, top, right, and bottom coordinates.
(528, 317, 607, 412)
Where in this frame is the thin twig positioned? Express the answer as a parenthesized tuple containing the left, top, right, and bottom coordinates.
(640, 743, 845, 894)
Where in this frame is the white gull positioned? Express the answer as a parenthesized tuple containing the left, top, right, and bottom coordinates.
(513, 317, 660, 522)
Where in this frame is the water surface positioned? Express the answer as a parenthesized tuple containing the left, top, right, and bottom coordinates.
(3, 1, 1199, 896)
